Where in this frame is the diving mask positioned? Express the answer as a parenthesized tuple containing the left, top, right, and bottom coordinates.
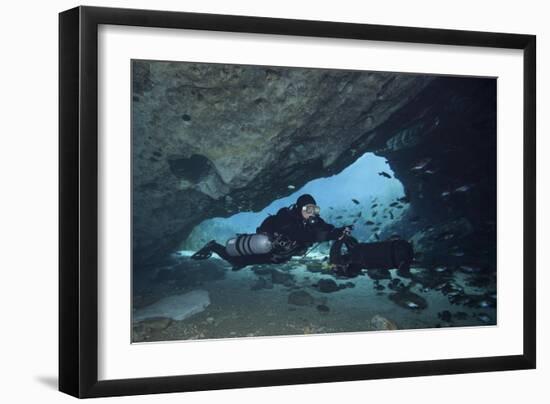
(302, 204, 320, 215)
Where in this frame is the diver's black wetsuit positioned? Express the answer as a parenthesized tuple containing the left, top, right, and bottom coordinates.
(257, 205, 343, 245)
(192, 203, 346, 270)
(329, 235, 414, 278)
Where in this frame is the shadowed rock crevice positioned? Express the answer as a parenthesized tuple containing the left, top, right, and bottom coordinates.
(168, 154, 213, 182)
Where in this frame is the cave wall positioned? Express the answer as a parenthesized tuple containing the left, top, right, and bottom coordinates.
(132, 59, 496, 271)
(370, 77, 497, 267)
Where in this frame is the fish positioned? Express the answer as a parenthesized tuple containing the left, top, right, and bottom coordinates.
(372, 211, 378, 217)
(455, 185, 472, 193)
(411, 158, 431, 171)
(365, 220, 375, 226)
(335, 215, 343, 219)
(389, 202, 399, 207)
(451, 251, 465, 257)
(371, 204, 378, 208)
(397, 196, 409, 203)
(438, 310, 452, 322)
(434, 282, 447, 290)
(357, 211, 362, 217)
(329, 207, 334, 210)
(374, 233, 380, 240)
(478, 300, 492, 308)
(389, 211, 394, 220)
(424, 169, 437, 175)
(378, 171, 392, 178)
(352, 198, 360, 204)
(434, 266, 447, 273)
(406, 301, 420, 309)
(438, 232, 454, 241)
(441, 191, 451, 197)
(372, 227, 380, 232)
(477, 314, 492, 323)
(459, 265, 480, 273)
(287, 185, 296, 189)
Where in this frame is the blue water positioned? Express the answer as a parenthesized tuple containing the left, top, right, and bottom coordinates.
(187, 153, 406, 244)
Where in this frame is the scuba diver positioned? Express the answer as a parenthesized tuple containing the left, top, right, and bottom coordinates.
(329, 233, 414, 278)
(191, 194, 352, 270)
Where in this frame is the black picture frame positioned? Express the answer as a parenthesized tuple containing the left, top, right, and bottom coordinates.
(59, 5, 536, 398)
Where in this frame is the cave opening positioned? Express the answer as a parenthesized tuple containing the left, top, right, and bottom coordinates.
(180, 152, 409, 255)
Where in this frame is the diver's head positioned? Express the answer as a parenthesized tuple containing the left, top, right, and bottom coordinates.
(296, 194, 320, 220)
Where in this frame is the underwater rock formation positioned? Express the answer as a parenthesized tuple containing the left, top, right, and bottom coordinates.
(370, 314, 398, 330)
(133, 290, 211, 321)
(288, 290, 315, 306)
(132, 60, 496, 273)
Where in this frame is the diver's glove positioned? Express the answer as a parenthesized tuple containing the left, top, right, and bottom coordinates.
(338, 225, 354, 239)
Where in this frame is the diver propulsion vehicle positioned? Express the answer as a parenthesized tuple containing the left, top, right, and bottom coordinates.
(225, 234, 273, 257)
(332, 236, 414, 270)
(353, 239, 414, 269)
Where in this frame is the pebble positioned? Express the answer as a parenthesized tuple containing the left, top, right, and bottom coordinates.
(288, 290, 315, 306)
(139, 317, 172, 330)
(316, 304, 330, 313)
(370, 314, 398, 330)
(477, 314, 492, 323)
(438, 310, 452, 322)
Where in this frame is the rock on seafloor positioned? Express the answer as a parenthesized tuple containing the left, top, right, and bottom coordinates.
(370, 314, 398, 330)
(288, 290, 315, 306)
(133, 290, 210, 322)
(138, 317, 172, 330)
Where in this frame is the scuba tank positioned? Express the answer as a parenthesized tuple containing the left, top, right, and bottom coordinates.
(225, 233, 273, 257)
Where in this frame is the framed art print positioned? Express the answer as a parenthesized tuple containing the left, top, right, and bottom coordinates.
(59, 6, 536, 398)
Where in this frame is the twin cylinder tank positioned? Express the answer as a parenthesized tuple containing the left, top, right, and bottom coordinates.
(226, 234, 273, 257)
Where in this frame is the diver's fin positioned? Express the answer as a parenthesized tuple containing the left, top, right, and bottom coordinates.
(191, 240, 216, 260)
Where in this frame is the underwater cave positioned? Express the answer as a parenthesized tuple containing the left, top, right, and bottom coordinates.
(132, 63, 496, 273)
(130, 60, 497, 341)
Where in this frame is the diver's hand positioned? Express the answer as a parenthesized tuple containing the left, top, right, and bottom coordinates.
(339, 225, 353, 240)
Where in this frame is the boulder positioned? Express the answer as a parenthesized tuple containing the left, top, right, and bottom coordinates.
(133, 290, 210, 322)
(370, 315, 398, 330)
(288, 290, 315, 306)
